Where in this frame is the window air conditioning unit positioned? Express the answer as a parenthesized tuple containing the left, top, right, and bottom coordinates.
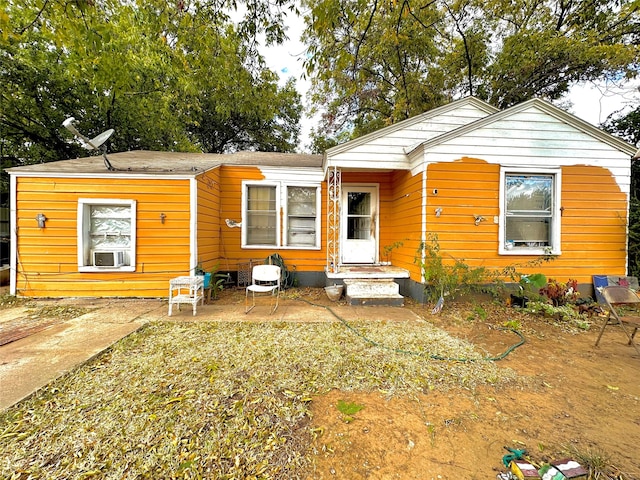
(93, 250, 125, 267)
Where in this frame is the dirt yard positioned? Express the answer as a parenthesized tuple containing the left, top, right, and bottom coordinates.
(306, 295, 639, 479)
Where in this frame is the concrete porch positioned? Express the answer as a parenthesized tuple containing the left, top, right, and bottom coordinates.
(326, 265, 410, 306)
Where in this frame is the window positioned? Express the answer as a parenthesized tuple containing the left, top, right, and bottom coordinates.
(346, 191, 372, 240)
(500, 168, 561, 255)
(246, 185, 278, 246)
(77, 199, 136, 272)
(243, 182, 320, 249)
(286, 186, 318, 246)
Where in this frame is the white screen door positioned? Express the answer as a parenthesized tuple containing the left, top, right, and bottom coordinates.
(341, 185, 378, 264)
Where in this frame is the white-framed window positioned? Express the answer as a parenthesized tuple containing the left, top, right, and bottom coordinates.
(499, 167, 561, 255)
(77, 198, 136, 272)
(286, 185, 319, 247)
(244, 183, 279, 247)
(242, 182, 321, 249)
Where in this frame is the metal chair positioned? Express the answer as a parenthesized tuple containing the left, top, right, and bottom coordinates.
(595, 285, 640, 355)
(245, 264, 281, 314)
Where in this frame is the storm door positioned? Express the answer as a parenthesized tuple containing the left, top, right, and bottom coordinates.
(341, 185, 378, 264)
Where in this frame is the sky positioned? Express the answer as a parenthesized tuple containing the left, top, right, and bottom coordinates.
(262, 16, 640, 151)
(260, 17, 316, 151)
(565, 81, 639, 131)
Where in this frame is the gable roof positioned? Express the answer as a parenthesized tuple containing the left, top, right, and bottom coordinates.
(325, 96, 499, 157)
(407, 97, 636, 157)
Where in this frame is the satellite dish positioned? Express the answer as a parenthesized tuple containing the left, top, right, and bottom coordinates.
(62, 117, 113, 150)
(62, 117, 116, 171)
(86, 129, 114, 150)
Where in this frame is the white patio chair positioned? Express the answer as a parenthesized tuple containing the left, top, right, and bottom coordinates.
(245, 264, 281, 314)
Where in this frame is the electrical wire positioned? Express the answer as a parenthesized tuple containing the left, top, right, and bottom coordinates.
(296, 297, 526, 363)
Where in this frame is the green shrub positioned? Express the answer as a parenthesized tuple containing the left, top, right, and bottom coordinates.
(416, 234, 491, 303)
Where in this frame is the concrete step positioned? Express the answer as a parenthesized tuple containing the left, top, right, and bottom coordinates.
(343, 279, 404, 306)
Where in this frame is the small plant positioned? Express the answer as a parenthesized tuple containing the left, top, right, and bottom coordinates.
(336, 400, 365, 423)
(519, 273, 548, 298)
(336, 399, 364, 415)
(525, 301, 590, 330)
(208, 263, 227, 300)
(564, 445, 627, 480)
(426, 422, 436, 445)
(539, 278, 579, 306)
(503, 319, 522, 330)
(382, 241, 404, 264)
(467, 305, 488, 321)
(506, 273, 547, 307)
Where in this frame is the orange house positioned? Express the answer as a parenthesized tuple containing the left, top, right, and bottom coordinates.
(7, 97, 636, 302)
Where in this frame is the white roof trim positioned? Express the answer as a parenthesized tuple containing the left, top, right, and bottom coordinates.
(325, 96, 499, 158)
(7, 171, 201, 180)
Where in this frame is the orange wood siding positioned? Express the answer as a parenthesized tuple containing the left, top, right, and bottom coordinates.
(196, 169, 222, 274)
(15, 176, 192, 297)
(387, 170, 424, 279)
(425, 158, 628, 284)
(214, 166, 327, 274)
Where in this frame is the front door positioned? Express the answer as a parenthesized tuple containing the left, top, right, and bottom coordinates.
(341, 185, 378, 264)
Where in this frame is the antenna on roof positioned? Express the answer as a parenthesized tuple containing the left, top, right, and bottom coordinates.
(62, 117, 115, 171)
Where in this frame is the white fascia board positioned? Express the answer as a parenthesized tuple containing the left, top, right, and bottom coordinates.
(7, 171, 199, 181)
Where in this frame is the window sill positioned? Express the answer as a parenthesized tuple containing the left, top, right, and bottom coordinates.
(78, 266, 136, 273)
(499, 248, 560, 256)
(242, 245, 321, 250)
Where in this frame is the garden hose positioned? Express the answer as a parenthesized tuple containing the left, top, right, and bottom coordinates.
(502, 447, 528, 468)
(296, 298, 526, 363)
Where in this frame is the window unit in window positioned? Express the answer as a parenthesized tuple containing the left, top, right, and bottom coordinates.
(77, 199, 137, 272)
(499, 168, 561, 255)
(242, 182, 320, 249)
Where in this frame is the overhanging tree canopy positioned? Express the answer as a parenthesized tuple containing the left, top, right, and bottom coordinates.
(302, 0, 640, 146)
(0, 0, 302, 180)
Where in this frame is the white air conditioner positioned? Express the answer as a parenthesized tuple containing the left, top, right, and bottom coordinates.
(93, 250, 125, 267)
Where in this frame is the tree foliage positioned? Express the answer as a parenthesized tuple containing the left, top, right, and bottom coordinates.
(604, 103, 640, 276)
(0, 0, 302, 184)
(302, 0, 640, 146)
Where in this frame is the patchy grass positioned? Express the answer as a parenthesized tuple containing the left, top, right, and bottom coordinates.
(28, 304, 93, 321)
(0, 292, 31, 308)
(0, 320, 515, 479)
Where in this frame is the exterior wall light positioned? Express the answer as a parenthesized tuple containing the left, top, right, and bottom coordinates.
(160, 213, 166, 224)
(36, 213, 47, 228)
